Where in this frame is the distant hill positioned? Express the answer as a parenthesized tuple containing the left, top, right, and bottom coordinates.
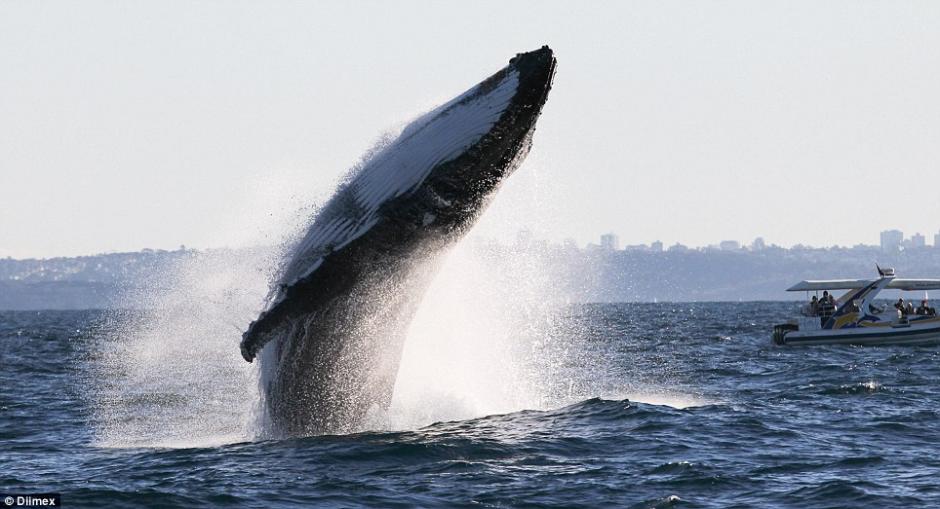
(3, 244, 940, 310)
(573, 247, 940, 302)
(0, 249, 194, 310)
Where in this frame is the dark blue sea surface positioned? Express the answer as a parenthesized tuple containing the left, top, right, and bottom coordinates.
(3, 303, 940, 508)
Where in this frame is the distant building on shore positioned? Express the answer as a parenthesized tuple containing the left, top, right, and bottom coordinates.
(668, 243, 689, 252)
(880, 229, 903, 252)
(719, 240, 741, 251)
(910, 233, 926, 249)
(650, 240, 663, 252)
(600, 233, 620, 251)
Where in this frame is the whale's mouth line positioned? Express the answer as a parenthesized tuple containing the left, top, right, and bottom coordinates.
(243, 46, 556, 437)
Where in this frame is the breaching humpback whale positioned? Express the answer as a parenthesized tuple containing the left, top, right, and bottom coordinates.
(242, 46, 556, 437)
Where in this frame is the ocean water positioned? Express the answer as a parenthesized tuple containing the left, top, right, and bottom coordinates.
(2, 303, 940, 508)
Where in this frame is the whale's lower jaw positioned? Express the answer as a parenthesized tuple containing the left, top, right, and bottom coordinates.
(247, 47, 556, 437)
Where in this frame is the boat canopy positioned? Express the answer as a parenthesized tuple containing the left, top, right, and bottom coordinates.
(787, 279, 940, 292)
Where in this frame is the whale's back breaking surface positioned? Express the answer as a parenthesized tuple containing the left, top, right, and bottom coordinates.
(242, 46, 556, 437)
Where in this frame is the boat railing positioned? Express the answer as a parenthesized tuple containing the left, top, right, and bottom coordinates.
(797, 316, 821, 331)
(799, 303, 837, 318)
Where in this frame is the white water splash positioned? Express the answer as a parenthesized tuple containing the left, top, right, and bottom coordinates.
(610, 391, 715, 410)
(91, 172, 318, 448)
(92, 248, 269, 448)
(383, 237, 563, 430)
(380, 235, 714, 429)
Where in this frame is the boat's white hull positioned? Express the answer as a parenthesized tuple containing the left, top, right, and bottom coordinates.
(779, 323, 940, 346)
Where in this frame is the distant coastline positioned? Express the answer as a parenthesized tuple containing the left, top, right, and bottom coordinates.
(4, 240, 940, 310)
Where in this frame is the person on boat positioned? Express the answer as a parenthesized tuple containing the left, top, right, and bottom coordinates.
(818, 291, 836, 325)
(916, 300, 932, 315)
(809, 295, 819, 316)
(906, 301, 915, 315)
(822, 291, 836, 311)
(895, 298, 906, 315)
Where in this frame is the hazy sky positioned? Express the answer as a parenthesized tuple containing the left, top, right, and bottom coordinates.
(3, 1, 940, 258)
